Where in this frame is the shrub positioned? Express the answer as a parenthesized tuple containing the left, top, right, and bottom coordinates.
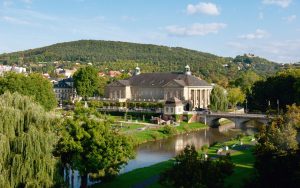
(161, 125, 177, 135)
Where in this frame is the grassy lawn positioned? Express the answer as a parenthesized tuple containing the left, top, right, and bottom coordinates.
(92, 136, 256, 188)
(91, 160, 174, 188)
(205, 136, 256, 188)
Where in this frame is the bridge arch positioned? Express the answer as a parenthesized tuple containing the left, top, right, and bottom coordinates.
(209, 117, 235, 128)
(238, 119, 268, 130)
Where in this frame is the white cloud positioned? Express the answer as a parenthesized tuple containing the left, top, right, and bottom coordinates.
(262, 0, 292, 8)
(238, 29, 269, 40)
(1, 16, 30, 25)
(166, 23, 226, 36)
(283, 15, 296, 23)
(3, 0, 13, 7)
(186, 2, 220, 16)
(121, 15, 137, 22)
(259, 12, 264, 20)
(21, 0, 32, 4)
(227, 39, 300, 63)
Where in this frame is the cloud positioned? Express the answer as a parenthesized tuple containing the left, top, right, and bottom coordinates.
(262, 0, 292, 8)
(121, 15, 137, 22)
(238, 29, 268, 40)
(283, 15, 296, 23)
(227, 39, 300, 63)
(1, 16, 30, 25)
(21, 0, 32, 3)
(259, 12, 264, 20)
(3, 0, 13, 7)
(186, 2, 220, 16)
(166, 23, 226, 36)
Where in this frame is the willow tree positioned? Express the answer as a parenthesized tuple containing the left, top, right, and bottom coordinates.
(210, 85, 228, 112)
(0, 92, 60, 187)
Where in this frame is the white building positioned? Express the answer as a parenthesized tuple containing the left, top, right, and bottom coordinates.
(105, 65, 213, 111)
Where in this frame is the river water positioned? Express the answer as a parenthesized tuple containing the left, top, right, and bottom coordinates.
(71, 123, 255, 187)
(121, 123, 247, 173)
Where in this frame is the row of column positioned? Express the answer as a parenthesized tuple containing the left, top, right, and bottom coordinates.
(191, 89, 210, 109)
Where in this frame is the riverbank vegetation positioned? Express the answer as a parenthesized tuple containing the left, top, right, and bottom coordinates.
(93, 135, 256, 188)
(125, 122, 208, 145)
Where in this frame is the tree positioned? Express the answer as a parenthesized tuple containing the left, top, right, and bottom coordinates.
(233, 71, 261, 94)
(0, 72, 57, 111)
(247, 72, 299, 112)
(286, 104, 300, 128)
(210, 85, 228, 112)
(249, 109, 300, 187)
(227, 87, 245, 109)
(73, 66, 100, 99)
(55, 109, 134, 188)
(160, 145, 234, 188)
(0, 92, 61, 187)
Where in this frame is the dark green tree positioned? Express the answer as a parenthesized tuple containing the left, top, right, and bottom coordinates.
(0, 92, 61, 187)
(247, 71, 300, 112)
(248, 107, 300, 188)
(0, 72, 57, 111)
(55, 109, 134, 188)
(160, 145, 234, 188)
(210, 85, 228, 112)
(73, 66, 100, 99)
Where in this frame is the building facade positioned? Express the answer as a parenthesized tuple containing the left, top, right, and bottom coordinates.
(53, 78, 77, 101)
(105, 65, 213, 110)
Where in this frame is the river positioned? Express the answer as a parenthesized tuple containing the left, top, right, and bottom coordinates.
(121, 123, 250, 173)
(69, 123, 256, 187)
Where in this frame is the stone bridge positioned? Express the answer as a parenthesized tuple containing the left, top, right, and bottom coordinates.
(197, 112, 271, 129)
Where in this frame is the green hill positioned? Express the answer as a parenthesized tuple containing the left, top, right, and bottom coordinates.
(0, 40, 279, 84)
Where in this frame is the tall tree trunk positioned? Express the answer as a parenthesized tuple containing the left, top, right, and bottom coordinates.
(80, 174, 88, 188)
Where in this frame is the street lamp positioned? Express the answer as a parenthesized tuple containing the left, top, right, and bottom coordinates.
(245, 99, 248, 114)
(277, 99, 279, 115)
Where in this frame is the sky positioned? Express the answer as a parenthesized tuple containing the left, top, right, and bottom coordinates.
(0, 0, 299, 63)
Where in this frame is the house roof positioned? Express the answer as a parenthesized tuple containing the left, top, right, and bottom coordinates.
(53, 78, 74, 89)
(165, 97, 183, 106)
(123, 72, 211, 87)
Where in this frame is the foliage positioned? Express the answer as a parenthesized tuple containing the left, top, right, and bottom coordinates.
(286, 104, 300, 129)
(0, 40, 279, 85)
(0, 72, 57, 111)
(227, 87, 245, 108)
(73, 66, 100, 98)
(231, 71, 261, 94)
(0, 92, 60, 187)
(55, 109, 135, 187)
(248, 108, 300, 187)
(161, 125, 177, 135)
(160, 145, 234, 188)
(210, 85, 228, 112)
(247, 69, 300, 112)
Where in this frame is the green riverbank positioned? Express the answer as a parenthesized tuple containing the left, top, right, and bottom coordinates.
(124, 122, 208, 145)
(92, 136, 256, 188)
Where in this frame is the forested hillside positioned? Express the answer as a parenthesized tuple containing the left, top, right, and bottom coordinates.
(0, 40, 279, 85)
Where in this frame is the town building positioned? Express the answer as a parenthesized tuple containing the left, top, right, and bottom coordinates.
(105, 65, 213, 110)
(53, 77, 77, 101)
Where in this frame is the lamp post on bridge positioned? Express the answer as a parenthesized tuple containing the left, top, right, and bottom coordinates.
(245, 99, 248, 114)
(277, 99, 279, 115)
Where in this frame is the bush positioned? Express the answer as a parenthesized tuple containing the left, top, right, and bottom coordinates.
(161, 125, 177, 135)
(150, 132, 160, 140)
(160, 145, 234, 188)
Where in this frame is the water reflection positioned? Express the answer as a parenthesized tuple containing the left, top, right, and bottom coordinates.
(121, 124, 243, 173)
